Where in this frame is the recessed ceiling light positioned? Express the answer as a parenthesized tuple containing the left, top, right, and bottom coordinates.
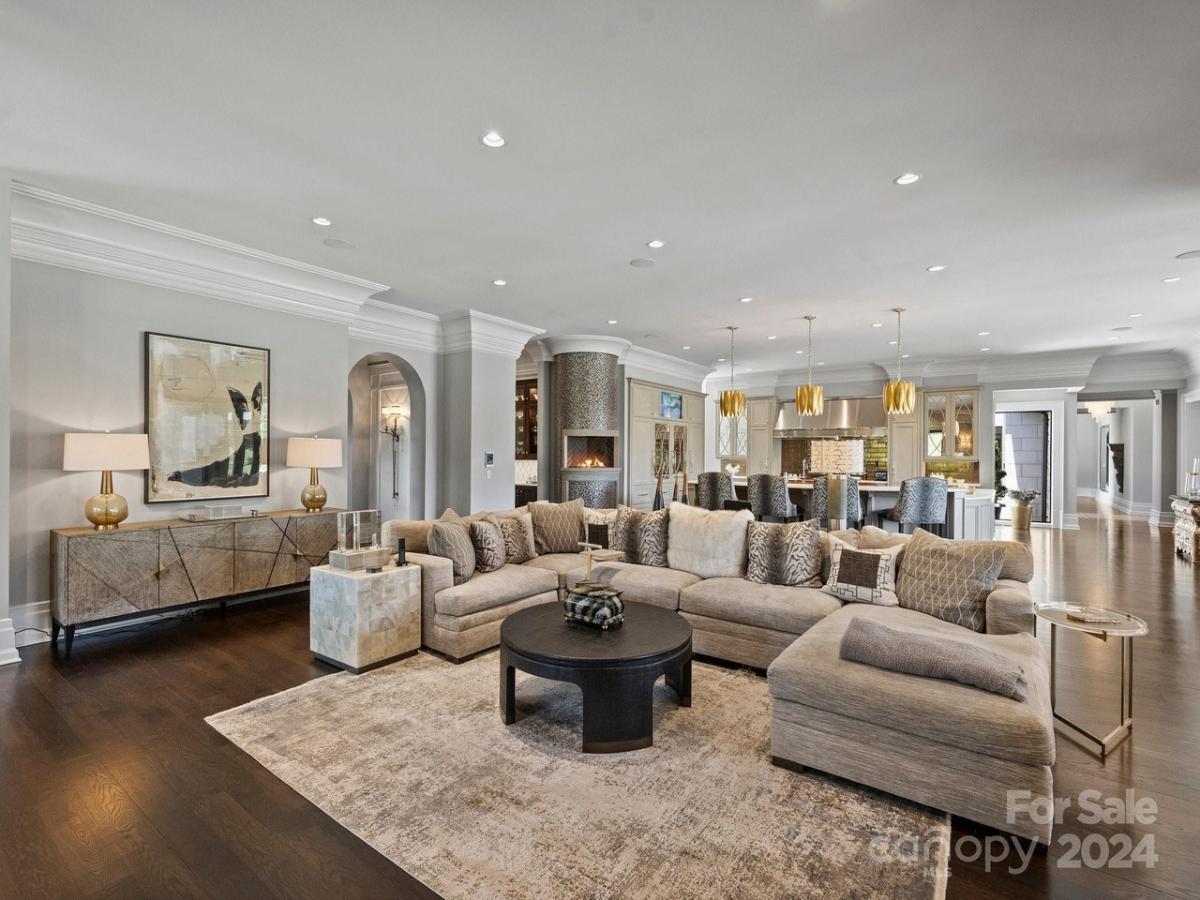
(682, 345, 691, 350)
(1162, 276, 1182, 283)
(480, 130, 505, 148)
(492, 279, 506, 286)
(744, 368, 753, 372)
(739, 297, 753, 303)
(1129, 313, 1143, 318)
(817, 361, 825, 366)
(871, 322, 883, 328)
(901, 354, 910, 359)
(767, 335, 777, 340)
(322, 238, 354, 250)
(979, 347, 990, 352)
(893, 172, 921, 185)
(795, 350, 805, 355)
(977, 331, 991, 336)
(647, 240, 665, 249)
(888, 340, 898, 345)
(926, 265, 946, 272)
(607, 319, 618, 325)
(1108, 336, 1119, 341)
(630, 258, 655, 268)
(311, 216, 332, 227)
(717, 357, 726, 362)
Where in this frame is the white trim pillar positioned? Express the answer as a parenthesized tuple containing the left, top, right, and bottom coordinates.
(0, 175, 18, 665)
(1150, 389, 1179, 528)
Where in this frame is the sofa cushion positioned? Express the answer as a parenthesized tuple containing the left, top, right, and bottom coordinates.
(767, 604, 1054, 766)
(523, 552, 588, 588)
(529, 499, 586, 554)
(434, 564, 558, 618)
(680, 577, 841, 635)
(898, 529, 1006, 632)
(499, 516, 535, 564)
(667, 502, 754, 578)
(822, 537, 899, 606)
(611, 506, 669, 567)
(428, 521, 476, 585)
(819, 528, 861, 582)
(585, 507, 618, 548)
(746, 520, 822, 587)
(571, 561, 700, 610)
(859, 525, 1034, 584)
(470, 518, 507, 573)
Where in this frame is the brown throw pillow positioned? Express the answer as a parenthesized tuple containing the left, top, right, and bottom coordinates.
(611, 506, 669, 567)
(428, 521, 476, 585)
(498, 516, 534, 565)
(746, 520, 822, 587)
(897, 528, 1006, 632)
(529, 499, 585, 554)
(469, 518, 506, 573)
(821, 536, 899, 606)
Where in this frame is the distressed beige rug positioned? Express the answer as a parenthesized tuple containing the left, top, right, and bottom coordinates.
(207, 651, 948, 899)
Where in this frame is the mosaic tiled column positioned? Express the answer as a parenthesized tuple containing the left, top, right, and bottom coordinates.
(553, 350, 620, 506)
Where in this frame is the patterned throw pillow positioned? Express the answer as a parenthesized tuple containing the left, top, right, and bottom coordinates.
(529, 499, 586, 554)
(428, 520, 477, 585)
(897, 528, 1006, 631)
(611, 506, 669, 567)
(821, 536, 899, 606)
(498, 516, 534, 564)
(469, 519, 507, 573)
(746, 520, 822, 587)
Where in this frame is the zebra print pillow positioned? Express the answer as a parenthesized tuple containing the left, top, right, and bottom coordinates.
(469, 518, 507, 573)
(746, 520, 822, 587)
(611, 506, 669, 567)
(498, 516, 533, 564)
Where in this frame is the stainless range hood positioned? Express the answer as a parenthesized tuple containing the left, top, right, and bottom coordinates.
(773, 396, 888, 438)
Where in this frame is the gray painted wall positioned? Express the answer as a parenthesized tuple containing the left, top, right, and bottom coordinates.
(0, 174, 14, 663)
(10, 260, 349, 621)
(439, 347, 518, 514)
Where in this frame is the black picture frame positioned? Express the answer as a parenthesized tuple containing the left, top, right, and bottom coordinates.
(144, 331, 271, 504)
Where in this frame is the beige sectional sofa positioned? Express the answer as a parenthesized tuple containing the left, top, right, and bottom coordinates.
(383, 502, 1054, 841)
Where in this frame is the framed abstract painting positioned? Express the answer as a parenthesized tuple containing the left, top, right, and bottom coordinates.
(660, 390, 683, 420)
(145, 332, 270, 503)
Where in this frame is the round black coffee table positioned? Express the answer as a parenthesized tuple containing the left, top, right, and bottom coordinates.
(500, 601, 692, 753)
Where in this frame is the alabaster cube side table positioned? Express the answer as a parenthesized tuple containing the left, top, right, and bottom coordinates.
(310, 563, 421, 673)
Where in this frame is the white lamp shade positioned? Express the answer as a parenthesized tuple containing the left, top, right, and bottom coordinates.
(63, 433, 150, 472)
(810, 439, 865, 475)
(286, 437, 343, 469)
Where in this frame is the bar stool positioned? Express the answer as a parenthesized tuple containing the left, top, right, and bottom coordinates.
(810, 475, 862, 529)
(696, 472, 735, 511)
(747, 474, 799, 523)
(875, 477, 948, 536)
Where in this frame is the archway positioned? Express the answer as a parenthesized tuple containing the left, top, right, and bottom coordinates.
(348, 353, 427, 521)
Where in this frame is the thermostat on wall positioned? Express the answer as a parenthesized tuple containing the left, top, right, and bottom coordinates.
(484, 451, 495, 467)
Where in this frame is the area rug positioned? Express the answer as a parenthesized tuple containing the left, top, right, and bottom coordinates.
(207, 651, 948, 899)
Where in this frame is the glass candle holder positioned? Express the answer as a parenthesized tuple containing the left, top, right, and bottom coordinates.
(336, 509, 381, 552)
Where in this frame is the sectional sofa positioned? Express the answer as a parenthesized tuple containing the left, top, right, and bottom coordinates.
(381, 501, 1055, 843)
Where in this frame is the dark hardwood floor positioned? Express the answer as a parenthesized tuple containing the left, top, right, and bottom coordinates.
(0, 498, 1194, 899)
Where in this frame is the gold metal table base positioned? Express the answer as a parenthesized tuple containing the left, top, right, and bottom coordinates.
(1049, 624, 1134, 758)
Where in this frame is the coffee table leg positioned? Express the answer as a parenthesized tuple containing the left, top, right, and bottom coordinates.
(500, 646, 516, 725)
(665, 649, 692, 707)
(581, 670, 656, 753)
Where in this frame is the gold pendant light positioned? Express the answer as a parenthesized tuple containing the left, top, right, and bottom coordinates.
(718, 325, 746, 418)
(795, 315, 824, 416)
(882, 306, 916, 415)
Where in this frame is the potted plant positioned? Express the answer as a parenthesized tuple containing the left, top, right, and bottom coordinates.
(993, 433, 1008, 520)
(1008, 489, 1040, 531)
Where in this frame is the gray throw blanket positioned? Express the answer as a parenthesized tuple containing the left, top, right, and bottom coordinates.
(839, 617, 1028, 701)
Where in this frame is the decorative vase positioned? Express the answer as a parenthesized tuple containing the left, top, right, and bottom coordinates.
(1011, 504, 1032, 530)
(652, 466, 665, 511)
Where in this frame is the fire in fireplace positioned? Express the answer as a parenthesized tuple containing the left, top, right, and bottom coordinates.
(564, 432, 618, 469)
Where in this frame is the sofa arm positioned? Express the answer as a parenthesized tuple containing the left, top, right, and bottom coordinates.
(407, 552, 453, 647)
(985, 579, 1036, 636)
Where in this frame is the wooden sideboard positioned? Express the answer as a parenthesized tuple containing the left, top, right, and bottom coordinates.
(50, 509, 340, 654)
(1171, 495, 1200, 561)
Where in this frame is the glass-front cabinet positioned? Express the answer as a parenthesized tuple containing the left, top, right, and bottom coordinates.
(515, 378, 538, 459)
(655, 422, 689, 477)
(923, 388, 980, 480)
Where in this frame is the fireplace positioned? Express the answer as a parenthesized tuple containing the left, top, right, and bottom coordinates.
(562, 429, 620, 507)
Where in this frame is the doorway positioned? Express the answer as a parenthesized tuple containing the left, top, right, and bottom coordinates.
(995, 410, 1053, 525)
(348, 353, 426, 520)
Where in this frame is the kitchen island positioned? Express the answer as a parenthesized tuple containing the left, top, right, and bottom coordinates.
(686, 477, 995, 541)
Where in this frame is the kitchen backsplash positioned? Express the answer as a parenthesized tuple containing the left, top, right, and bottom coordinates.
(515, 459, 538, 485)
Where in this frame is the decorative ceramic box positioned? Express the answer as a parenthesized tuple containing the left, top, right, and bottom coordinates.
(564, 581, 624, 630)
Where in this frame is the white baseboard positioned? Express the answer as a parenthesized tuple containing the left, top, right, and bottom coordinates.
(12, 601, 51, 648)
(1077, 488, 1097, 499)
(1148, 509, 1173, 529)
(0, 618, 19, 666)
(1061, 514, 1081, 530)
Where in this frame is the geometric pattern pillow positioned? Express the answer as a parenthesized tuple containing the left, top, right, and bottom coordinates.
(821, 537, 899, 606)
(529, 499, 586, 554)
(611, 506, 669, 567)
(498, 516, 534, 565)
(746, 520, 822, 587)
(469, 519, 507, 573)
(897, 528, 1006, 632)
(427, 521, 477, 586)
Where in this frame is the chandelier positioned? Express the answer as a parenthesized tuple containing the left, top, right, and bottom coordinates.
(718, 325, 746, 418)
(1084, 401, 1114, 420)
(795, 315, 824, 416)
(882, 306, 916, 415)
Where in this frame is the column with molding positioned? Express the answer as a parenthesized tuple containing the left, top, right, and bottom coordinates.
(0, 174, 17, 664)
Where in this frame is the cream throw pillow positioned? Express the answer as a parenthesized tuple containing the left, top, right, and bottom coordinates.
(666, 502, 753, 578)
(897, 528, 1006, 632)
(821, 536, 899, 606)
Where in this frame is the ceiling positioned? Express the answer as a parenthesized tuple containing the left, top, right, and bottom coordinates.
(4, 0, 1200, 376)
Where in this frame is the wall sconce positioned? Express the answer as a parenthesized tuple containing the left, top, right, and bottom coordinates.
(379, 405, 408, 502)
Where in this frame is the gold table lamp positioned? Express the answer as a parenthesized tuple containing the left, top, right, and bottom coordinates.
(62, 432, 151, 530)
(286, 436, 343, 512)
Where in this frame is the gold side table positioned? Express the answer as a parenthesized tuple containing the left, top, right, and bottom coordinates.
(1035, 602, 1148, 758)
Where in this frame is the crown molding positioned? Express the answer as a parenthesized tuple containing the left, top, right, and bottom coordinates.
(542, 335, 633, 361)
(10, 182, 388, 324)
(348, 298, 442, 353)
(441, 309, 545, 357)
(622, 345, 719, 389)
(1083, 350, 1187, 388)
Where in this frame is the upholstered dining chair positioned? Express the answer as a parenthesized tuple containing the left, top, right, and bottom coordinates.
(747, 474, 799, 523)
(875, 476, 949, 535)
(697, 471, 734, 511)
(809, 475, 862, 529)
